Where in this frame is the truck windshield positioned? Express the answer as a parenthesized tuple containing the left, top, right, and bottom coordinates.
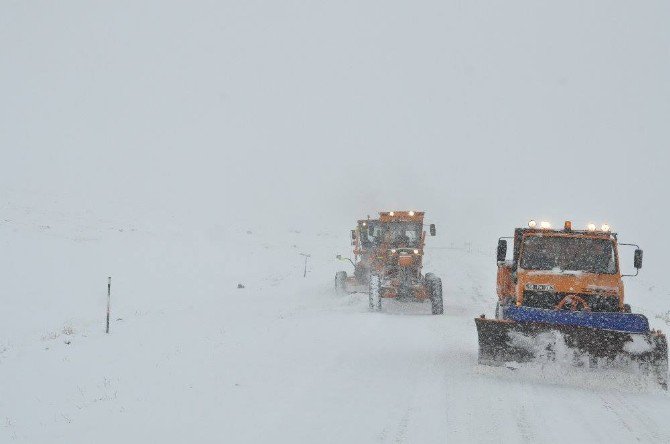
(520, 236, 617, 274)
(379, 222, 422, 248)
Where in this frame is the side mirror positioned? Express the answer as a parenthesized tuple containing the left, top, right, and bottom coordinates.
(497, 239, 507, 263)
(634, 249, 643, 269)
(351, 230, 356, 240)
(429, 224, 436, 236)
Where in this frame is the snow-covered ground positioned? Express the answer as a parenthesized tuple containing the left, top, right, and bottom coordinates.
(2, 2, 670, 442)
(2, 202, 669, 444)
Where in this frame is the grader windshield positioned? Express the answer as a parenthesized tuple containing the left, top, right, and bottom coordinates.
(380, 222, 422, 248)
(520, 235, 617, 274)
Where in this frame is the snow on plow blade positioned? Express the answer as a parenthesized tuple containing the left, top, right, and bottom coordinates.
(475, 310, 669, 389)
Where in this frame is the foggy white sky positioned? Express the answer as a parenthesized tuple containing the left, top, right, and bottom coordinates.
(1, 1, 669, 275)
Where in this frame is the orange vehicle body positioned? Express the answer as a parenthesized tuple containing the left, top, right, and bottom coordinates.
(343, 218, 380, 290)
(476, 222, 668, 388)
(497, 228, 625, 313)
(372, 211, 428, 300)
(341, 210, 442, 314)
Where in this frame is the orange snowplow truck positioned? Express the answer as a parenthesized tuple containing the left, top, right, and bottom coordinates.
(335, 218, 381, 294)
(367, 211, 443, 314)
(475, 220, 668, 388)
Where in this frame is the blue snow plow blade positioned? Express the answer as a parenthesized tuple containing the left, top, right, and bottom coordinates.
(501, 305, 650, 334)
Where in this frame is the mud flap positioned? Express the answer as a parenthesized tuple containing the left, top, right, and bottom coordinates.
(475, 317, 669, 389)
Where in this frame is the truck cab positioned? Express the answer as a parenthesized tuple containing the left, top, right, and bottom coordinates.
(496, 220, 643, 313)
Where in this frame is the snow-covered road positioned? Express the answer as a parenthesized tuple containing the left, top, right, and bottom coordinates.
(1, 208, 669, 443)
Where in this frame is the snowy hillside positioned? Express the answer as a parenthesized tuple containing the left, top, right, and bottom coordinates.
(2, 201, 669, 443)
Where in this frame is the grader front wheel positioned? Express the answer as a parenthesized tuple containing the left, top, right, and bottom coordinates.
(427, 276, 443, 315)
(369, 275, 382, 311)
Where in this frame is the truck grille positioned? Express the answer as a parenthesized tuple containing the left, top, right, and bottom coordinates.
(522, 290, 619, 312)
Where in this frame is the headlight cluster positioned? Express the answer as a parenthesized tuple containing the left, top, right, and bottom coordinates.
(587, 223, 610, 232)
(529, 219, 612, 232)
(527, 220, 551, 229)
(384, 210, 417, 217)
(389, 249, 421, 255)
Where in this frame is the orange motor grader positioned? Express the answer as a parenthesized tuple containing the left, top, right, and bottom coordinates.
(367, 211, 443, 315)
(335, 218, 381, 294)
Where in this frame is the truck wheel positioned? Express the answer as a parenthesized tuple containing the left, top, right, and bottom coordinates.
(369, 274, 382, 311)
(428, 277, 443, 315)
(335, 271, 347, 294)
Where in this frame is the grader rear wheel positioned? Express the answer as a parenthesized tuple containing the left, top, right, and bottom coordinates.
(335, 271, 347, 295)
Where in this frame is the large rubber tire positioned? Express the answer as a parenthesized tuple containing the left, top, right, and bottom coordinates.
(369, 274, 382, 311)
(335, 271, 347, 294)
(428, 276, 443, 315)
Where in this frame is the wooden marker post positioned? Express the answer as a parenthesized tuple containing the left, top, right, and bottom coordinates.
(106, 277, 111, 334)
(299, 253, 311, 278)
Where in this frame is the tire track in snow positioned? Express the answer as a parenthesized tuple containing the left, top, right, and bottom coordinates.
(599, 391, 669, 443)
(515, 404, 534, 443)
(393, 407, 411, 443)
